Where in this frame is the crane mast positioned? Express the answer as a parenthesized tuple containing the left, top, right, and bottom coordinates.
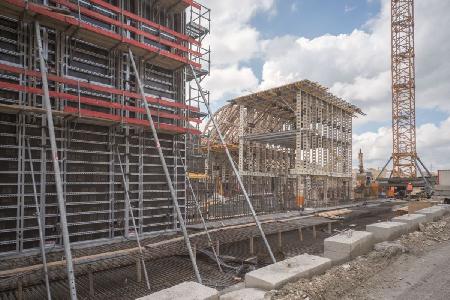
(391, 0, 417, 178)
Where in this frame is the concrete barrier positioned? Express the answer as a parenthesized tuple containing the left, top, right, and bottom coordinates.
(415, 206, 447, 222)
(323, 231, 373, 264)
(245, 254, 331, 290)
(366, 221, 408, 243)
(391, 213, 427, 232)
(438, 204, 450, 213)
(220, 288, 267, 300)
(136, 282, 219, 300)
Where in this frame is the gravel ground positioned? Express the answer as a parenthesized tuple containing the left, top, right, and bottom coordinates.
(270, 214, 450, 300)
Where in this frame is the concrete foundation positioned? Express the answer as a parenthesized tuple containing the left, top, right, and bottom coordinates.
(415, 206, 447, 222)
(245, 254, 331, 290)
(324, 231, 374, 264)
(366, 221, 408, 243)
(136, 282, 219, 300)
(220, 288, 267, 300)
(392, 213, 427, 232)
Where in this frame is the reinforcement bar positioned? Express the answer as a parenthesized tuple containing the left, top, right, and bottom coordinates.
(128, 48, 202, 283)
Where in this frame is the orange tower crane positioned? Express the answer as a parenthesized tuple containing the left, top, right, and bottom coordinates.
(377, 0, 434, 196)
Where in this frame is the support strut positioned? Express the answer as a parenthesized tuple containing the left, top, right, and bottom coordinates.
(115, 147, 151, 290)
(189, 64, 276, 263)
(26, 138, 52, 300)
(178, 154, 223, 272)
(35, 21, 78, 300)
(128, 48, 202, 283)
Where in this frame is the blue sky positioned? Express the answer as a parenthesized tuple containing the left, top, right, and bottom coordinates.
(251, 0, 381, 39)
(203, 0, 450, 169)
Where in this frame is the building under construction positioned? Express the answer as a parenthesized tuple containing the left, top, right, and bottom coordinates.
(0, 0, 368, 299)
(188, 81, 364, 222)
(0, 0, 210, 254)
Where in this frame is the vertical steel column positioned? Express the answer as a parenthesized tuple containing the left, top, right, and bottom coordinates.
(115, 147, 151, 290)
(26, 139, 52, 300)
(128, 49, 202, 283)
(189, 65, 276, 263)
(35, 21, 77, 300)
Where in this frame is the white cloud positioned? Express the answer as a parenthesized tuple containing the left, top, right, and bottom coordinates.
(201, 0, 275, 66)
(353, 116, 450, 171)
(204, 65, 259, 102)
(344, 5, 356, 13)
(200, 0, 450, 169)
(291, 2, 298, 13)
(258, 0, 450, 124)
(200, 0, 275, 105)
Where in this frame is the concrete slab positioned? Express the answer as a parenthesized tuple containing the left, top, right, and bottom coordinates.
(245, 254, 331, 290)
(438, 204, 450, 212)
(416, 206, 447, 222)
(220, 288, 267, 300)
(392, 213, 427, 232)
(366, 221, 408, 243)
(324, 231, 374, 264)
(136, 282, 219, 300)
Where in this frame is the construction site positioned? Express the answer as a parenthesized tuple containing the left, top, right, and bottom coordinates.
(0, 0, 449, 299)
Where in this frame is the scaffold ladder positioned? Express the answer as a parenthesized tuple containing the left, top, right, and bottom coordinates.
(115, 146, 151, 290)
(26, 138, 52, 300)
(178, 153, 223, 272)
(128, 48, 202, 283)
(35, 21, 78, 300)
(188, 65, 276, 264)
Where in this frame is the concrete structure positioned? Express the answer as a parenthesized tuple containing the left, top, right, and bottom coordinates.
(366, 221, 408, 243)
(415, 206, 447, 222)
(245, 254, 331, 290)
(220, 288, 267, 300)
(324, 231, 374, 264)
(137, 282, 219, 300)
(392, 213, 427, 232)
(0, 0, 211, 255)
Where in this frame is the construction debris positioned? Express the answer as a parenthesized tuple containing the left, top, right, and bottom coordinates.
(270, 216, 450, 300)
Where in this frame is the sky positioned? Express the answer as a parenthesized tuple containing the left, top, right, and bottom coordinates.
(200, 0, 450, 172)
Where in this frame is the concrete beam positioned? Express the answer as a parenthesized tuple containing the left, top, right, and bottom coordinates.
(366, 222, 408, 243)
(136, 282, 219, 300)
(220, 288, 267, 300)
(324, 231, 373, 264)
(415, 206, 446, 222)
(391, 214, 427, 232)
(245, 254, 331, 290)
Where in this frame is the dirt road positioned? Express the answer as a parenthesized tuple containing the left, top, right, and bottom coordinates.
(348, 238, 450, 300)
(271, 215, 450, 300)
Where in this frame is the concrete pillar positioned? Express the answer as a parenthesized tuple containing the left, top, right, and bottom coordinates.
(193, 244, 197, 264)
(89, 269, 94, 297)
(136, 259, 142, 283)
(249, 236, 254, 255)
(215, 240, 220, 256)
(238, 105, 246, 172)
(277, 231, 282, 250)
(298, 227, 303, 241)
(313, 225, 317, 239)
(17, 278, 23, 300)
(328, 222, 332, 234)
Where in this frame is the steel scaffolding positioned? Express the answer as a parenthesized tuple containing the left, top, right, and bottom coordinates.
(0, 0, 210, 297)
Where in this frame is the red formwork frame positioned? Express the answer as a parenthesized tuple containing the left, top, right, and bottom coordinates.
(0, 64, 202, 135)
(2, 0, 202, 69)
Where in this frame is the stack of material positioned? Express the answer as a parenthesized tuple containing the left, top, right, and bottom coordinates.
(316, 209, 352, 219)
